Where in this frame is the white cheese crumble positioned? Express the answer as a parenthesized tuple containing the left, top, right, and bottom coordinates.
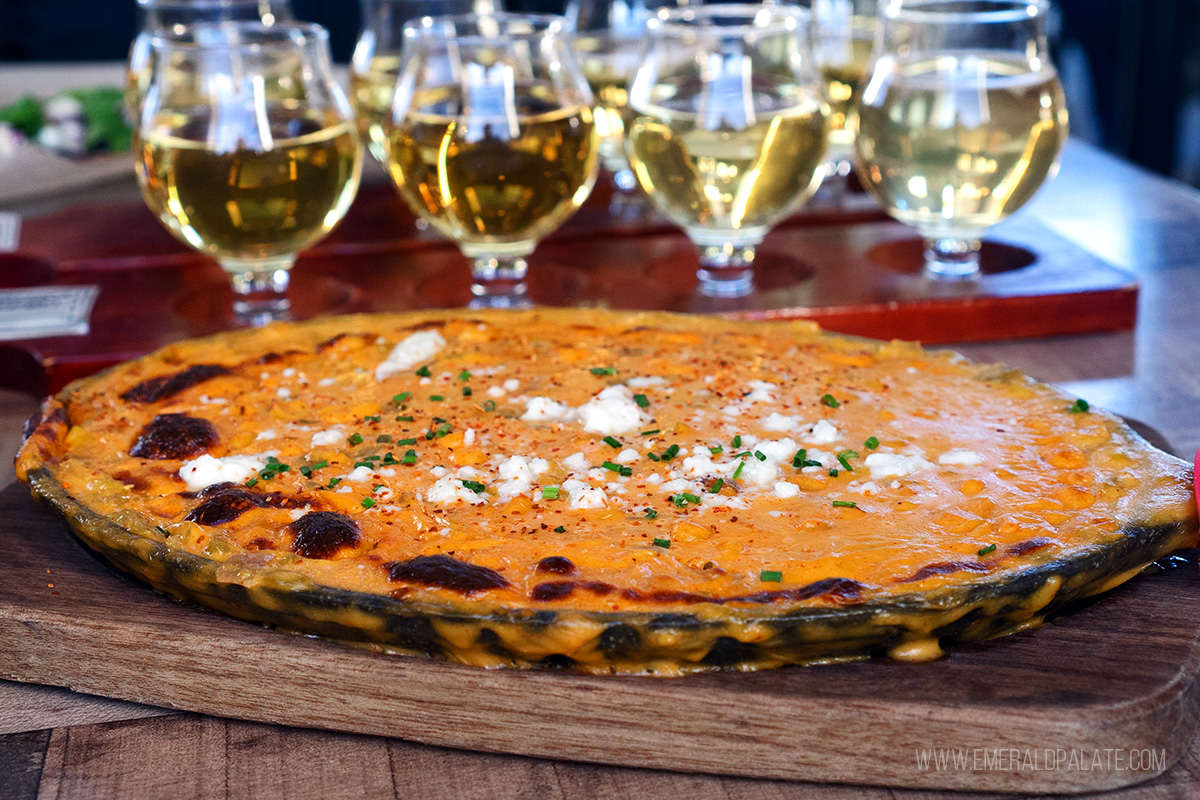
(805, 419, 840, 445)
(503, 378, 520, 392)
(563, 452, 590, 472)
(495, 455, 550, 501)
(773, 481, 800, 499)
(487, 385, 506, 398)
(318, 377, 337, 387)
(521, 396, 575, 422)
(255, 429, 276, 441)
(178, 453, 273, 491)
(375, 330, 447, 381)
(344, 466, 374, 482)
(938, 449, 985, 466)
(578, 384, 644, 435)
(425, 476, 486, 506)
(198, 394, 227, 405)
(760, 413, 799, 432)
(864, 451, 933, 479)
(310, 427, 344, 447)
(464, 428, 476, 446)
(562, 478, 607, 509)
(626, 376, 668, 388)
(615, 448, 640, 464)
(276, 387, 292, 399)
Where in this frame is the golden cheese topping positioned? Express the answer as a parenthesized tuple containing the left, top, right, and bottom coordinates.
(18, 309, 1196, 630)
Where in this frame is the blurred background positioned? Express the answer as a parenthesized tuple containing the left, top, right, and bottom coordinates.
(0, 0, 1197, 185)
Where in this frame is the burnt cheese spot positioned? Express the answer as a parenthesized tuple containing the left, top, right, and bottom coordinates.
(121, 364, 232, 404)
(531, 581, 577, 601)
(130, 414, 218, 460)
(903, 560, 990, 583)
(535, 556, 576, 575)
(287, 512, 361, 559)
(384, 554, 508, 594)
(22, 403, 68, 445)
(184, 482, 307, 525)
(733, 577, 866, 605)
(1007, 537, 1055, 557)
(246, 538, 276, 550)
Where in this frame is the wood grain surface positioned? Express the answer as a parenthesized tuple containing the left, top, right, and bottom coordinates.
(1, 477, 1197, 794)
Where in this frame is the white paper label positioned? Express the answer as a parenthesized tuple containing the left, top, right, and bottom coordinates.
(0, 285, 100, 340)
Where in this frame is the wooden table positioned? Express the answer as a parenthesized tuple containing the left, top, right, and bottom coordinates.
(2, 137, 1200, 798)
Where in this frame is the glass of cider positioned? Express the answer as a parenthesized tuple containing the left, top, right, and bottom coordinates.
(625, 5, 829, 298)
(350, 0, 503, 167)
(854, 0, 1068, 279)
(386, 13, 599, 308)
(134, 22, 363, 325)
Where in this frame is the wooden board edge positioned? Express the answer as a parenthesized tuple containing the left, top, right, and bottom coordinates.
(0, 598, 1194, 794)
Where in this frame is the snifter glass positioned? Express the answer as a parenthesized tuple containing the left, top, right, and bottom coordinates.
(812, 0, 878, 171)
(626, 5, 829, 297)
(350, 0, 503, 165)
(134, 22, 363, 325)
(854, 0, 1068, 279)
(126, 0, 294, 119)
(564, 0, 697, 203)
(385, 13, 599, 308)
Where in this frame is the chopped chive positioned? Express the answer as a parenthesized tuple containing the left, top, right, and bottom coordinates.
(644, 508, 658, 520)
(832, 500, 858, 508)
(542, 486, 560, 500)
(382, 452, 398, 465)
(709, 445, 723, 455)
(619, 465, 633, 477)
(1068, 398, 1090, 413)
(373, 484, 385, 492)
(361, 497, 376, 509)
(377, 434, 392, 443)
(753, 450, 767, 462)
(661, 444, 680, 461)
(396, 437, 416, 446)
(836, 451, 857, 471)
(430, 394, 444, 402)
(760, 570, 783, 583)
(589, 366, 616, 376)
(245, 478, 258, 488)
(641, 429, 660, 436)
(829, 468, 839, 477)
(348, 432, 363, 446)
(354, 461, 376, 470)
(299, 466, 312, 478)
(978, 544, 998, 556)
(310, 460, 329, 471)
(461, 480, 486, 493)
(155, 525, 170, 537)
(482, 399, 496, 412)
(436, 423, 453, 437)
(865, 436, 880, 450)
(792, 449, 807, 468)
(710, 478, 725, 493)
(733, 460, 745, 480)
(276, 464, 290, 473)
(401, 449, 417, 466)
(393, 392, 412, 404)
(821, 393, 841, 408)
(601, 461, 622, 473)
(457, 370, 472, 381)
(363, 415, 381, 423)
(603, 436, 622, 448)
(732, 435, 742, 448)
(554, 525, 566, 533)
(647, 453, 660, 462)
(671, 492, 701, 508)
(416, 365, 431, 377)
(652, 538, 671, 548)
(327, 477, 342, 489)
(396, 415, 414, 422)
(633, 393, 650, 408)
(462, 387, 473, 397)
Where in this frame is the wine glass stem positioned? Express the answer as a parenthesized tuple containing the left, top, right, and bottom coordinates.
(696, 242, 756, 298)
(470, 256, 530, 309)
(923, 237, 982, 279)
(223, 256, 294, 326)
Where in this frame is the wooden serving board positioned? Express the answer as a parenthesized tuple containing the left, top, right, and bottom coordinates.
(1, 478, 1198, 794)
(0, 180, 1137, 396)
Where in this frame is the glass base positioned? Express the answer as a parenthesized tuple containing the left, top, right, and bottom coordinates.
(696, 242, 757, 298)
(923, 238, 982, 280)
(223, 256, 294, 326)
(470, 256, 532, 309)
